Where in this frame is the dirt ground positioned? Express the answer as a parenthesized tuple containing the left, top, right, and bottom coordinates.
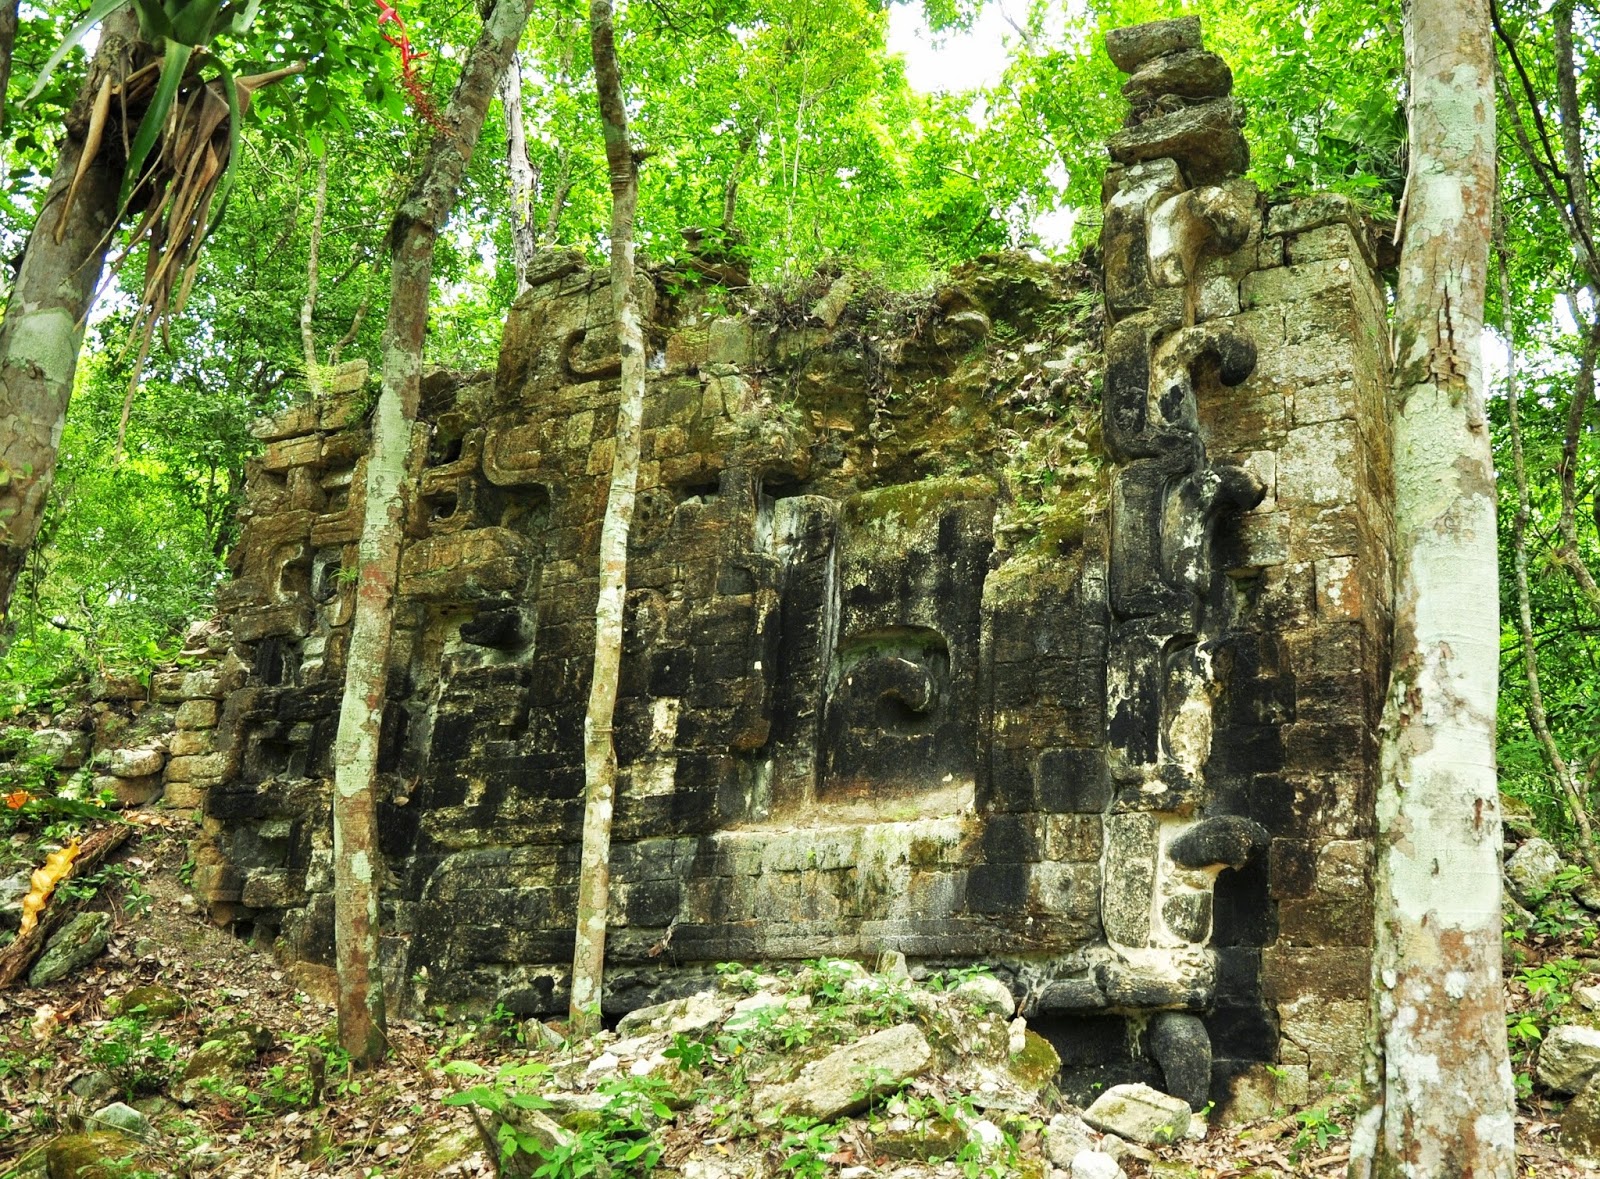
(0, 818, 1591, 1178)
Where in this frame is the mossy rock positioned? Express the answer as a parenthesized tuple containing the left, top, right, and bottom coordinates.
(1501, 792, 1539, 840)
(876, 1116, 968, 1160)
(109, 984, 186, 1020)
(840, 475, 994, 536)
(1008, 1029, 1063, 1092)
(1149, 1163, 1203, 1178)
(44, 1132, 141, 1179)
(407, 1124, 481, 1174)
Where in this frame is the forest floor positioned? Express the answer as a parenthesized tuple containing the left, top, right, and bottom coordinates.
(0, 817, 1590, 1179)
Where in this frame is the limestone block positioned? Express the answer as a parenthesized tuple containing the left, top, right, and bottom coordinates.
(1278, 997, 1368, 1091)
(168, 731, 215, 759)
(954, 974, 1016, 1017)
(1149, 1011, 1211, 1110)
(99, 774, 163, 808)
(1241, 258, 1355, 309)
(1563, 1075, 1600, 1158)
(1313, 556, 1362, 621)
(161, 781, 206, 811)
(1279, 419, 1360, 509)
(1123, 49, 1231, 101)
(29, 911, 112, 986)
(1538, 1025, 1600, 1095)
(1043, 815, 1104, 862)
(175, 699, 219, 730)
(165, 753, 229, 783)
(755, 1024, 932, 1121)
(1194, 275, 1240, 322)
(179, 668, 225, 700)
(1505, 837, 1566, 907)
(1105, 17, 1202, 72)
(398, 527, 535, 601)
(90, 671, 147, 702)
(1044, 1112, 1097, 1168)
(1293, 381, 1359, 426)
(33, 728, 90, 770)
(261, 434, 323, 473)
(1103, 813, 1158, 946)
(1107, 100, 1249, 186)
(1072, 1150, 1125, 1179)
(105, 746, 165, 779)
(1218, 1061, 1308, 1122)
(250, 402, 318, 442)
(1168, 816, 1267, 871)
(1082, 1082, 1191, 1145)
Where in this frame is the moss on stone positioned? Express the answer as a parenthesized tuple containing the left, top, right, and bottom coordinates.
(841, 475, 993, 536)
(1008, 1029, 1063, 1092)
(44, 1132, 140, 1179)
(875, 1115, 968, 1160)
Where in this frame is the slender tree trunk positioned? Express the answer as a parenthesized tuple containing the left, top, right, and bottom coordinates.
(1351, 0, 1514, 1175)
(0, 8, 142, 620)
(331, 0, 533, 1064)
(544, 148, 573, 241)
(1500, 224, 1600, 883)
(498, 51, 537, 294)
(0, 0, 20, 138)
(300, 154, 330, 398)
(569, 0, 644, 1035)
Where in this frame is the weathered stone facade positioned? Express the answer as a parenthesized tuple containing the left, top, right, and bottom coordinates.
(189, 20, 1393, 1110)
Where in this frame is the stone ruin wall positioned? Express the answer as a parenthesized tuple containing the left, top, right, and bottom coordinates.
(176, 19, 1394, 1113)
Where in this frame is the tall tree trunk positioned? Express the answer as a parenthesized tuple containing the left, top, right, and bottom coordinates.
(1500, 222, 1600, 884)
(498, 51, 537, 294)
(0, 0, 20, 138)
(331, 0, 533, 1064)
(300, 154, 330, 398)
(569, 0, 644, 1035)
(1351, 0, 1514, 1175)
(0, 8, 142, 620)
(544, 147, 573, 241)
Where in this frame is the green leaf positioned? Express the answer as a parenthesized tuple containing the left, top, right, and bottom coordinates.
(204, 58, 244, 239)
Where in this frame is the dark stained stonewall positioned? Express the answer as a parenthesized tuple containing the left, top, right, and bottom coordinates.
(1150, 1011, 1213, 1110)
(1105, 16, 1203, 73)
(1108, 100, 1251, 186)
(1170, 815, 1270, 871)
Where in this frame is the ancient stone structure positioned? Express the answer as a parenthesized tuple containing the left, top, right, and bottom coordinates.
(185, 19, 1394, 1111)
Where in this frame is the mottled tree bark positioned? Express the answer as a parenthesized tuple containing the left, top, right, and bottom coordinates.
(0, 8, 142, 620)
(498, 51, 537, 294)
(0, 0, 20, 137)
(1350, 0, 1515, 1175)
(332, 0, 533, 1064)
(300, 154, 331, 398)
(570, 0, 643, 1034)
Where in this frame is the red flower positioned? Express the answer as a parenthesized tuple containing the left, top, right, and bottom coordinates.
(373, 0, 447, 132)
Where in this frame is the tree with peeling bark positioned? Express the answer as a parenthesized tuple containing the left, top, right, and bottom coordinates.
(568, 0, 644, 1035)
(498, 49, 538, 295)
(330, 0, 534, 1064)
(0, 6, 146, 621)
(1351, 0, 1516, 1175)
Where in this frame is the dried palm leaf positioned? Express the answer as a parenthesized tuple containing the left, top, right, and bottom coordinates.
(110, 61, 302, 456)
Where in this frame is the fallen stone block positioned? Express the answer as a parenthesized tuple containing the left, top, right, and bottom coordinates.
(1538, 1024, 1600, 1095)
(755, 1023, 932, 1121)
(1082, 1082, 1191, 1146)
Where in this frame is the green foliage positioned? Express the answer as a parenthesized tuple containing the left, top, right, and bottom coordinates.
(443, 1060, 667, 1177)
(777, 1116, 840, 1179)
(84, 1014, 180, 1099)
